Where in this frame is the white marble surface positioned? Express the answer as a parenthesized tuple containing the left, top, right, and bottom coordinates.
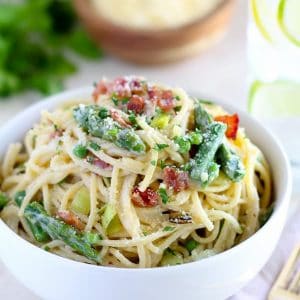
(1, 1, 298, 299)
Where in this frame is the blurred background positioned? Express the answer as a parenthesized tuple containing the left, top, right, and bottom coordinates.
(0, 0, 246, 122)
(1, 0, 299, 299)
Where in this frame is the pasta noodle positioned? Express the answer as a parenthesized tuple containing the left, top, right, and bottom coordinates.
(0, 76, 272, 268)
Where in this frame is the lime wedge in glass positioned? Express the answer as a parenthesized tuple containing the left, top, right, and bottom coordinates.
(250, 0, 275, 42)
(248, 81, 300, 117)
(278, 0, 300, 47)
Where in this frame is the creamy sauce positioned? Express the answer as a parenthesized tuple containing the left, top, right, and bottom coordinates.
(91, 0, 223, 30)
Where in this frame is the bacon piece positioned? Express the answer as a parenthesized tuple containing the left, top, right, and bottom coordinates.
(110, 109, 130, 127)
(163, 167, 189, 192)
(127, 95, 145, 114)
(214, 114, 239, 139)
(92, 80, 108, 102)
(113, 77, 131, 98)
(93, 157, 112, 170)
(157, 90, 175, 112)
(57, 210, 85, 230)
(129, 79, 145, 95)
(132, 187, 159, 207)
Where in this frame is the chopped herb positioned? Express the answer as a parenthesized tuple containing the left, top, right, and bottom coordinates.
(174, 106, 182, 112)
(175, 95, 181, 101)
(0, 193, 9, 210)
(89, 141, 101, 151)
(185, 238, 199, 253)
(128, 112, 137, 125)
(159, 160, 167, 169)
(158, 188, 169, 204)
(163, 226, 175, 232)
(121, 98, 130, 104)
(54, 124, 59, 131)
(143, 231, 149, 236)
(44, 246, 50, 251)
(111, 95, 119, 106)
(154, 143, 169, 152)
(150, 160, 157, 166)
(73, 144, 88, 158)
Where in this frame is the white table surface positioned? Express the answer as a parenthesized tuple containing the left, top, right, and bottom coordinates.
(0, 1, 299, 299)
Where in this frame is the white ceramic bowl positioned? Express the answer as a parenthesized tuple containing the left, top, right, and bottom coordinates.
(0, 88, 292, 300)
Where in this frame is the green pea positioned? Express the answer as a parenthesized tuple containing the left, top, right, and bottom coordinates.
(73, 144, 88, 158)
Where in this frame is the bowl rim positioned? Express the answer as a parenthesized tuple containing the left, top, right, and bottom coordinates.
(74, 0, 235, 35)
(0, 86, 292, 273)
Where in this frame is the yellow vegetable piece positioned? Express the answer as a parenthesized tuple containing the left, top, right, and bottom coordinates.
(151, 113, 170, 129)
(71, 187, 90, 215)
(107, 215, 123, 235)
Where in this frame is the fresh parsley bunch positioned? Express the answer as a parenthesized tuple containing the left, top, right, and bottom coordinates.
(0, 0, 102, 97)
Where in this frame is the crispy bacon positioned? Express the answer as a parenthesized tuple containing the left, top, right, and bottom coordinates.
(132, 187, 159, 207)
(129, 79, 145, 95)
(127, 95, 145, 114)
(163, 167, 189, 192)
(113, 77, 131, 98)
(92, 81, 108, 102)
(215, 114, 239, 139)
(110, 109, 130, 127)
(57, 210, 85, 230)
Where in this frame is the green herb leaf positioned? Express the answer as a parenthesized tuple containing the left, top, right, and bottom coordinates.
(163, 226, 175, 232)
(0, 193, 9, 210)
(185, 238, 199, 253)
(150, 160, 157, 166)
(154, 143, 169, 152)
(158, 188, 169, 204)
(89, 141, 101, 151)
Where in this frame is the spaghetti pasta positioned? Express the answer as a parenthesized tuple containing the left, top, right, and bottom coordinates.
(0, 76, 272, 268)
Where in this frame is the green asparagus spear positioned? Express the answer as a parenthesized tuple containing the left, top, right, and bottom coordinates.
(188, 122, 226, 186)
(24, 202, 100, 262)
(73, 105, 146, 154)
(194, 100, 245, 182)
(14, 191, 50, 243)
(216, 144, 245, 182)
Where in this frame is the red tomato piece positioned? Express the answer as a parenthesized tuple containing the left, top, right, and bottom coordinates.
(132, 187, 159, 207)
(215, 114, 239, 139)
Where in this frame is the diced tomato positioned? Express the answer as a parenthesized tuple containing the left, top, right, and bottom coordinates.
(215, 114, 239, 139)
(110, 109, 130, 127)
(127, 95, 145, 114)
(93, 158, 112, 170)
(92, 80, 108, 102)
(57, 210, 85, 230)
(132, 187, 159, 207)
(163, 167, 189, 192)
(157, 90, 175, 112)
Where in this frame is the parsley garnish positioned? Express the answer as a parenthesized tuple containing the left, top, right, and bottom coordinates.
(174, 106, 182, 112)
(128, 112, 137, 125)
(158, 188, 169, 204)
(111, 95, 119, 106)
(89, 141, 101, 151)
(154, 143, 169, 151)
(121, 98, 130, 104)
(163, 226, 175, 232)
(175, 95, 180, 101)
(158, 160, 167, 169)
(150, 160, 157, 166)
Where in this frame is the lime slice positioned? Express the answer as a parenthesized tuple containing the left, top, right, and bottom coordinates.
(278, 0, 300, 47)
(250, 0, 273, 42)
(248, 80, 300, 117)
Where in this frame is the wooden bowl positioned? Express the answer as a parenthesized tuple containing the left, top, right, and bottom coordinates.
(73, 0, 236, 64)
